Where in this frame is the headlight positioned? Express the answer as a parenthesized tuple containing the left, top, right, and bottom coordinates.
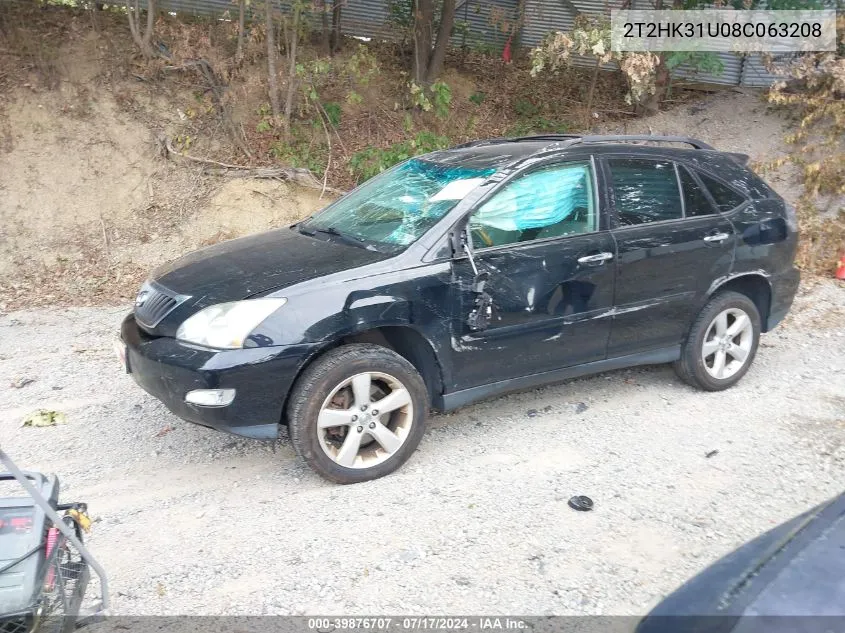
(176, 298, 287, 349)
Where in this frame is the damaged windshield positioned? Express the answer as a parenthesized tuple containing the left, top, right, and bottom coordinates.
(299, 158, 495, 252)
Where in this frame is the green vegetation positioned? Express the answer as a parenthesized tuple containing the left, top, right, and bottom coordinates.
(469, 91, 486, 106)
(410, 80, 453, 119)
(348, 132, 452, 182)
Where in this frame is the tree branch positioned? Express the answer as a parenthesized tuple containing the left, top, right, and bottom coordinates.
(164, 59, 251, 158)
(159, 135, 344, 194)
(266, 0, 281, 118)
(312, 102, 332, 199)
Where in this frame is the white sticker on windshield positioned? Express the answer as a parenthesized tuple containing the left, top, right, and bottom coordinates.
(429, 178, 486, 202)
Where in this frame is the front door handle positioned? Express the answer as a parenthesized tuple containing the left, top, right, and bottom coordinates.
(577, 252, 614, 264)
(703, 232, 730, 243)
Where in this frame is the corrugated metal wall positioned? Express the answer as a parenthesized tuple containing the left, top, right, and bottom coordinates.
(148, 0, 783, 87)
(522, 0, 626, 70)
(451, 0, 517, 51)
(341, 0, 394, 40)
(740, 53, 799, 88)
(522, 0, 575, 47)
(155, 0, 234, 17)
(521, 0, 775, 85)
(523, 0, 627, 48)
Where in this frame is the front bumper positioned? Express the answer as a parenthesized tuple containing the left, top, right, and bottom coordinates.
(120, 314, 317, 439)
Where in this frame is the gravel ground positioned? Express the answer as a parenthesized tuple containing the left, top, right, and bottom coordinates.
(1, 281, 844, 616)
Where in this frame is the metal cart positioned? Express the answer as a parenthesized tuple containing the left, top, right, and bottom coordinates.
(0, 446, 109, 633)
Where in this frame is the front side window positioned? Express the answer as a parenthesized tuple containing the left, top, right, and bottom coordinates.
(301, 158, 495, 252)
(608, 159, 682, 226)
(698, 172, 747, 212)
(468, 162, 596, 248)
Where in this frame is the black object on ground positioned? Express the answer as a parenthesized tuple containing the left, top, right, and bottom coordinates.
(568, 495, 594, 511)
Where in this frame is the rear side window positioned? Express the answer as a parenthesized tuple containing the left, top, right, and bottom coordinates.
(678, 166, 716, 217)
(698, 173, 747, 212)
(608, 159, 682, 226)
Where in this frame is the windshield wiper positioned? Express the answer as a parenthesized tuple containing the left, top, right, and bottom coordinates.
(298, 224, 378, 251)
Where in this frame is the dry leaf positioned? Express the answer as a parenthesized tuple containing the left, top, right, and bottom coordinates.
(22, 409, 67, 428)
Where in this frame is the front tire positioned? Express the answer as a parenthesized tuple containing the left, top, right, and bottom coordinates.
(287, 344, 429, 484)
(674, 291, 761, 391)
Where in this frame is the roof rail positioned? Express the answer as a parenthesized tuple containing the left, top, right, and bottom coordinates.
(575, 135, 715, 150)
(451, 134, 581, 149)
(453, 134, 715, 151)
(450, 137, 511, 149)
(509, 134, 583, 143)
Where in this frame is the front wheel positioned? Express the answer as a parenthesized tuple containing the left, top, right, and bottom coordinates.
(674, 291, 761, 391)
(287, 344, 429, 484)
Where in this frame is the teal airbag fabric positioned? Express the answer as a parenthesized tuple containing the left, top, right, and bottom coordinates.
(472, 165, 589, 231)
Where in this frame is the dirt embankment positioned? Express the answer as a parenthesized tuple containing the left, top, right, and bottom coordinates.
(0, 81, 329, 311)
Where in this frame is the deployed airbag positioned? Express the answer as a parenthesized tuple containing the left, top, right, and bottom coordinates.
(471, 165, 590, 232)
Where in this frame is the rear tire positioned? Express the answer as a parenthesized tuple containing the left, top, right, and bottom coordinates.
(287, 344, 429, 484)
(673, 291, 761, 391)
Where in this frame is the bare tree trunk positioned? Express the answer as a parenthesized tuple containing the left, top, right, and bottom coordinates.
(511, 0, 527, 50)
(331, 1, 342, 54)
(126, 0, 156, 58)
(142, 0, 156, 54)
(266, 0, 281, 118)
(412, 0, 433, 84)
(126, 0, 143, 52)
(584, 56, 601, 126)
(321, 1, 331, 56)
(635, 55, 669, 115)
(282, 2, 301, 135)
(632, 0, 667, 113)
(236, 0, 246, 61)
(89, 0, 101, 33)
(424, 0, 454, 84)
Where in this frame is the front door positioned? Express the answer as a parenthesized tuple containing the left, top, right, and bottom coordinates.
(602, 157, 736, 357)
(449, 160, 616, 390)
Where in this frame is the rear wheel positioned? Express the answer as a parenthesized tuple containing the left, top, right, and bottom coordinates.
(287, 344, 429, 484)
(674, 291, 761, 391)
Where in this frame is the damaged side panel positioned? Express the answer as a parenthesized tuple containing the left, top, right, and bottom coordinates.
(249, 259, 460, 390)
(447, 232, 617, 390)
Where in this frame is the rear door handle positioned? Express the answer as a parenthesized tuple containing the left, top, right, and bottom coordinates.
(577, 252, 614, 264)
(703, 232, 730, 243)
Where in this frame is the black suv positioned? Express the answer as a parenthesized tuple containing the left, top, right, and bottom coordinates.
(118, 135, 800, 483)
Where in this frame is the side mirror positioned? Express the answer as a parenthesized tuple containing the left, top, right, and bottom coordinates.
(467, 282, 493, 331)
(471, 271, 489, 294)
(451, 224, 493, 332)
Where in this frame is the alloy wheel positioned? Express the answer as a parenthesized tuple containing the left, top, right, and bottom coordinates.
(701, 308, 754, 380)
(316, 372, 414, 469)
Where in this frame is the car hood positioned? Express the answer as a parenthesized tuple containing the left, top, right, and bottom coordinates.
(153, 226, 391, 304)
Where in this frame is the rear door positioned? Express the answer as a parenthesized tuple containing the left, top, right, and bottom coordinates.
(601, 157, 736, 357)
